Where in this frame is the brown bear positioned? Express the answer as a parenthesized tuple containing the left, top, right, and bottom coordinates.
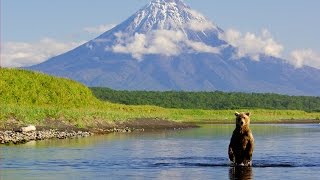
(228, 112, 254, 166)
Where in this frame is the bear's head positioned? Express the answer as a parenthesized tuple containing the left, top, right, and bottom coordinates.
(235, 112, 251, 128)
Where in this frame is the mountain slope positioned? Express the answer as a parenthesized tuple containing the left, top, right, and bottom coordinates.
(28, 0, 320, 96)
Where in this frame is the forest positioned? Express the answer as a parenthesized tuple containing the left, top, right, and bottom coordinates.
(90, 87, 320, 112)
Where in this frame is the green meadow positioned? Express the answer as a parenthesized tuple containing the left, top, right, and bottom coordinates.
(1, 68, 319, 128)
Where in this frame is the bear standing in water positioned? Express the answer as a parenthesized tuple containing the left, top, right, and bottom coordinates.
(228, 112, 254, 166)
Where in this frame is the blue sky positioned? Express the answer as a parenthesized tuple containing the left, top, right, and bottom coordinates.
(2, 0, 320, 68)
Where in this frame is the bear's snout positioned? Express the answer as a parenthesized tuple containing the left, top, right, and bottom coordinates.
(237, 118, 246, 127)
(240, 120, 244, 126)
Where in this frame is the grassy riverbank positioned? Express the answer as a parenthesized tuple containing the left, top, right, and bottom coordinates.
(1, 68, 319, 130)
(2, 103, 320, 130)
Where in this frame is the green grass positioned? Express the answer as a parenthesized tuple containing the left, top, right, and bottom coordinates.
(0, 68, 99, 108)
(1, 68, 320, 128)
(1, 104, 320, 128)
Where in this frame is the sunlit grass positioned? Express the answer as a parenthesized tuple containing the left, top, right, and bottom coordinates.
(1, 68, 319, 128)
(1, 103, 320, 128)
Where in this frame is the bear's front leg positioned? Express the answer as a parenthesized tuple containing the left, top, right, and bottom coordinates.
(228, 144, 234, 162)
(244, 133, 254, 166)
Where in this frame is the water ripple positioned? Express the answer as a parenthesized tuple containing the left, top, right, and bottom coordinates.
(144, 157, 319, 168)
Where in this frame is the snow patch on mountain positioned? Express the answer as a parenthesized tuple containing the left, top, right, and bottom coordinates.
(118, 0, 220, 34)
(187, 19, 216, 32)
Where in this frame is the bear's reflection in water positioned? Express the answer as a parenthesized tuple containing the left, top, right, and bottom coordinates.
(229, 166, 253, 180)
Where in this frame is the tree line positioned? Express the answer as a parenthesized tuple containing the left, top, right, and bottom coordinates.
(90, 87, 320, 112)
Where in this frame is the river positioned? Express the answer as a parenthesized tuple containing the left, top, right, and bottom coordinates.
(1, 124, 319, 179)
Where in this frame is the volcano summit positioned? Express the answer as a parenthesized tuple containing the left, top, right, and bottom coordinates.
(28, 0, 320, 96)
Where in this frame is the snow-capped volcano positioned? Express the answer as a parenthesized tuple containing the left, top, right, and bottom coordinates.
(27, 0, 320, 96)
(116, 0, 221, 35)
(88, 0, 226, 60)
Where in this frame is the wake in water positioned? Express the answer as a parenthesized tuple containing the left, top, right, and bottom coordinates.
(145, 157, 318, 168)
(151, 162, 296, 168)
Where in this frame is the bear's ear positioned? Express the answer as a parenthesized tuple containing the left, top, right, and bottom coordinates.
(245, 112, 251, 116)
(235, 112, 240, 116)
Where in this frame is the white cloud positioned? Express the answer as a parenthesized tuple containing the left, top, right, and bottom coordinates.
(219, 28, 320, 69)
(110, 30, 220, 60)
(185, 40, 220, 53)
(290, 49, 320, 69)
(84, 24, 116, 34)
(220, 29, 284, 60)
(1, 38, 84, 67)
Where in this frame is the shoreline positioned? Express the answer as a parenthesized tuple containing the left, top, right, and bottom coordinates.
(0, 119, 198, 145)
(1, 118, 319, 145)
(0, 130, 93, 145)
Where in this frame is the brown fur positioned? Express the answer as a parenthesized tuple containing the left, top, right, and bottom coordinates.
(228, 112, 254, 166)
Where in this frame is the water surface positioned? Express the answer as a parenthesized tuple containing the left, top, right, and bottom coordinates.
(1, 124, 319, 179)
